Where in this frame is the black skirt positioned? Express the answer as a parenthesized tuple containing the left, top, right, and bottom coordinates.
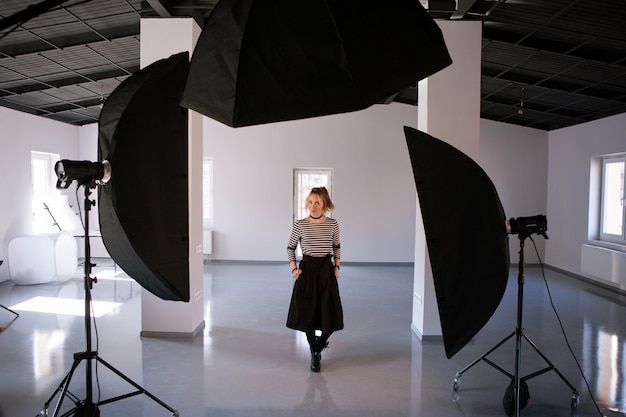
(286, 254, 344, 333)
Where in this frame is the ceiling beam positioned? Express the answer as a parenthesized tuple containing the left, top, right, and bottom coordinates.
(0, 25, 139, 58)
(483, 26, 626, 66)
(451, 0, 479, 19)
(145, 0, 172, 17)
(420, 0, 480, 19)
(39, 96, 104, 113)
(143, 0, 207, 27)
(168, 0, 208, 26)
(481, 66, 626, 102)
(0, 67, 137, 97)
(0, 0, 71, 32)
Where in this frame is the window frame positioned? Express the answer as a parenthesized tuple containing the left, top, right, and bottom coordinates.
(293, 168, 333, 223)
(598, 154, 625, 245)
(203, 157, 214, 228)
(31, 151, 61, 233)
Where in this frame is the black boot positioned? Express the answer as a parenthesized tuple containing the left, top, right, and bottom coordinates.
(310, 349, 321, 372)
(310, 336, 330, 372)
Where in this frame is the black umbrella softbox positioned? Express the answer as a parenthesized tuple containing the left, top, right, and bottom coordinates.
(404, 126, 510, 358)
(98, 52, 191, 302)
(181, 0, 452, 127)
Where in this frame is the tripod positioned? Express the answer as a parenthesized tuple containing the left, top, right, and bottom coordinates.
(0, 260, 20, 331)
(39, 184, 179, 417)
(452, 234, 579, 417)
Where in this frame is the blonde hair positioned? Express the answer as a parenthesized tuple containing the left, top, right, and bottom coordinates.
(307, 187, 335, 212)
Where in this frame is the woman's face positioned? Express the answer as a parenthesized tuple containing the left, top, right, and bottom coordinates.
(307, 193, 325, 218)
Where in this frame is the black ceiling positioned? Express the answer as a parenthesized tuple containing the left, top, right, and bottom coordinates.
(0, 0, 625, 130)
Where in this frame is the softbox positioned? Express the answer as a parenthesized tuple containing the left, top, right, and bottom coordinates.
(98, 52, 190, 302)
(404, 127, 510, 358)
(181, 0, 452, 127)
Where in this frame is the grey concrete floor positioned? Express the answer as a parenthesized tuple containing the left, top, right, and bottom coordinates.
(0, 260, 623, 417)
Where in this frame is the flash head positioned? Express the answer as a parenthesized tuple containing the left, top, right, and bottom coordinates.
(506, 215, 548, 239)
(55, 159, 111, 189)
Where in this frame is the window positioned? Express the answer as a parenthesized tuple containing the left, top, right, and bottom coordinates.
(599, 154, 625, 244)
(293, 168, 332, 222)
(203, 158, 214, 227)
(31, 151, 61, 233)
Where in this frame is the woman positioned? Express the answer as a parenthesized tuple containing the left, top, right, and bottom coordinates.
(286, 187, 343, 372)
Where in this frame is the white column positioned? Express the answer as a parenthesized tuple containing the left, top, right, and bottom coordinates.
(139, 18, 205, 338)
(411, 20, 482, 341)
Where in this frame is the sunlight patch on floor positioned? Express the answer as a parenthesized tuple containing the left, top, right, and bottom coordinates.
(10, 296, 121, 317)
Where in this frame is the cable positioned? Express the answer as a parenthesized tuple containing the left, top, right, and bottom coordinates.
(92, 288, 101, 416)
(529, 236, 606, 417)
(75, 186, 85, 231)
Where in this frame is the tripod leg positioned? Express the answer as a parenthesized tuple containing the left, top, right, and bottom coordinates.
(453, 330, 515, 391)
(94, 356, 179, 416)
(0, 304, 19, 331)
(40, 355, 84, 417)
(522, 333, 580, 410)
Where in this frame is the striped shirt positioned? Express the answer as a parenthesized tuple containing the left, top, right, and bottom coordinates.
(287, 217, 341, 262)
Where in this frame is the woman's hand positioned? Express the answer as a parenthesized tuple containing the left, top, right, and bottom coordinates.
(292, 268, 302, 279)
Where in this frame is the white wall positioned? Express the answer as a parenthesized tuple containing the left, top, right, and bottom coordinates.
(479, 119, 549, 263)
(2, 98, 624, 288)
(204, 102, 419, 263)
(78, 123, 99, 161)
(546, 112, 626, 276)
(0, 107, 80, 282)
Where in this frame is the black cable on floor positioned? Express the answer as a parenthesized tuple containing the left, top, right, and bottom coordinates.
(529, 236, 606, 417)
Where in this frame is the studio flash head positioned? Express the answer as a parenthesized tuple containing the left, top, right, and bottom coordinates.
(506, 215, 548, 239)
(55, 159, 111, 189)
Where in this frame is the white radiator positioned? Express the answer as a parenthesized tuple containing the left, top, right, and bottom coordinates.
(203, 230, 213, 256)
(581, 244, 626, 290)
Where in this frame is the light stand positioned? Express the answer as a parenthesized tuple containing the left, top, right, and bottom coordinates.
(39, 184, 179, 417)
(0, 260, 19, 332)
(452, 231, 580, 417)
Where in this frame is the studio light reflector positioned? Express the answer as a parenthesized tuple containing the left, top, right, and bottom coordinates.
(98, 52, 191, 302)
(404, 126, 510, 358)
(181, 0, 452, 127)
